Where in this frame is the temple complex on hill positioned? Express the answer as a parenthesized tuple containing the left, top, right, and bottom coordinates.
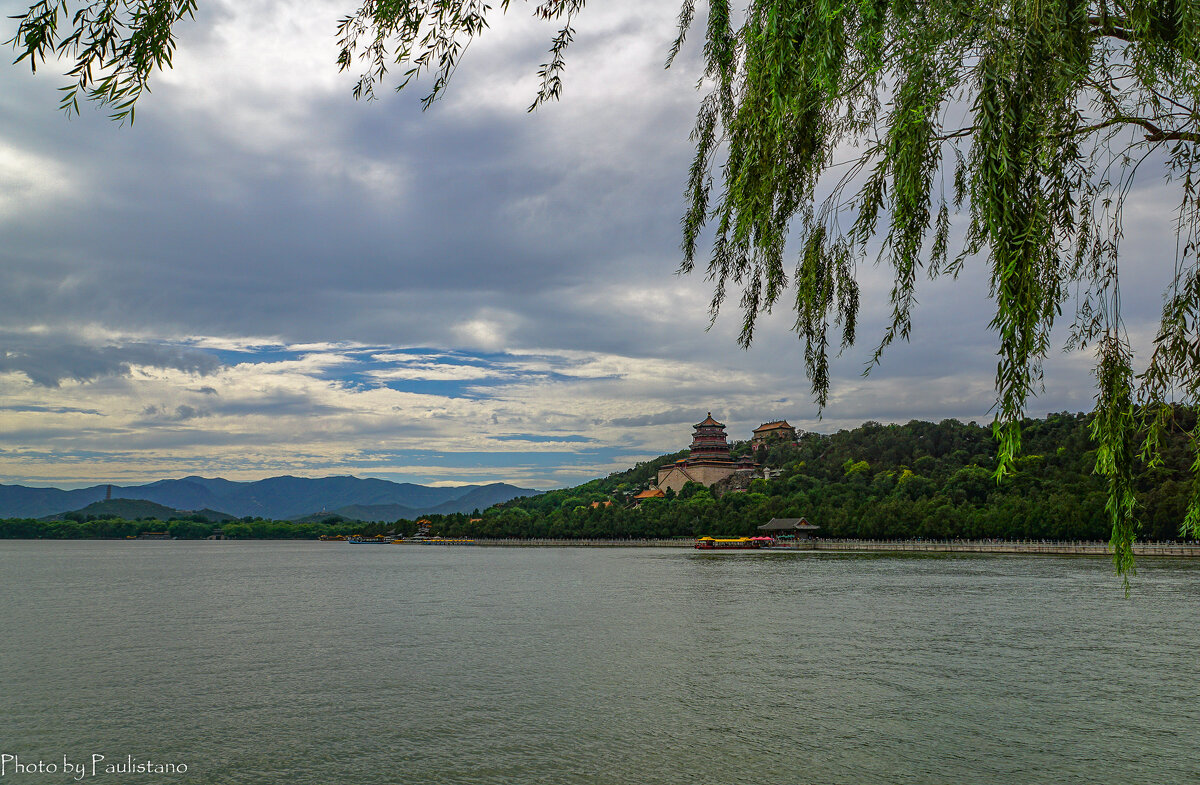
(655, 413, 759, 494)
(751, 420, 798, 451)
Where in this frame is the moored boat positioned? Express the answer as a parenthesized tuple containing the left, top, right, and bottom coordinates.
(695, 536, 761, 550)
(347, 535, 391, 544)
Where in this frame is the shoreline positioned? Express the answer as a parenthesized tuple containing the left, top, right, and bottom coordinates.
(463, 538, 1200, 556)
(6, 538, 1200, 557)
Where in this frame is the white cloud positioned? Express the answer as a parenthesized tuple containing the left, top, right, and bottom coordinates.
(0, 140, 75, 219)
(367, 364, 508, 382)
(450, 310, 523, 351)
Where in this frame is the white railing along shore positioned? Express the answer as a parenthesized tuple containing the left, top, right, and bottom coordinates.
(464, 537, 1200, 555)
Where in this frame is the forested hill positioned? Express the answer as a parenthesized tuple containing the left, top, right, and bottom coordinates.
(426, 412, 1196, 541)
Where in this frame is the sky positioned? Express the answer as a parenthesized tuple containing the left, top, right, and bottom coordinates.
(0, 0, 1184, 490)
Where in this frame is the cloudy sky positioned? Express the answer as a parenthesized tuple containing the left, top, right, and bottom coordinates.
(0, 0, 1182, 489)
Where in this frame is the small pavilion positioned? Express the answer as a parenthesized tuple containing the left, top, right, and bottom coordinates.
(758, 517, 820, 539)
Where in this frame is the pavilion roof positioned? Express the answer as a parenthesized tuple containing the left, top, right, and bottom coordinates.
(753, 420, 794, 433)
(757, 517, 819, 531)
(634, 488, 666, 500)
(694, 412, 725, 428)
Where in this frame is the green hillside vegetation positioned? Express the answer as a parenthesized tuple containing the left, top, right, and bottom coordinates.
(41, 498, 238, 523)
(3, 413, 1196, 542)
(290, 511, 356, 524)
(43, 498, 182, 522)
(409, 412, 1199, 541)
(189, 508, 238, 523)
(0, 513, 362, 540)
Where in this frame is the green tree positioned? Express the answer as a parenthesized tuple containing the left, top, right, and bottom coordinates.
(10, 0, 1200, 577)
(221, 522, 252, 539)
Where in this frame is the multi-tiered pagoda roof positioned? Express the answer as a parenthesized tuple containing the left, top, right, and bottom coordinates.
(689, 412, 732, 461)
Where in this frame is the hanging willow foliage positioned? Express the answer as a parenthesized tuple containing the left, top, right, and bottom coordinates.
(9, 0, 1200, 577)
(669, 0, 1200, 578)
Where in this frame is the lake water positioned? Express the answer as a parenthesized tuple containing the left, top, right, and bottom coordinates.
(1, 541, 1197, 784)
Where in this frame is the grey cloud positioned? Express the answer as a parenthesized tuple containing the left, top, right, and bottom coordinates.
(0, 404, 103, 415)
(0, 332, 222, 387)
(139, 404, 212, 422)
(0, 9, 698, 347)
(175, 405, 205, 420)
(209, 394, 350, 418)
(606, 408, 703, 428)
(0, 3, 1175, 362)
(2, 425, 129, 442)
(129, 391, 353, 427)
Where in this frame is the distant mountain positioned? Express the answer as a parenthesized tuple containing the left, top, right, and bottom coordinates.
(320, 503, 421, 523)
(0, 484, 110, 518)
(422, 484, 537, 515)
(0, 476, 539, 520)
(320, 483, 537, 522)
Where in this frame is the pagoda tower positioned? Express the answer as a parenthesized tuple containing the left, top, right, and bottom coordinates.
(655, 411, 759, 494)
(689, 413, 732, 461)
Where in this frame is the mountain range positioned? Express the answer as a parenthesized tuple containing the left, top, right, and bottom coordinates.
(0, 476, 539, 521)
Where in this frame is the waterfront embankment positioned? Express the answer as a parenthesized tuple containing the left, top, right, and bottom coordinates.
(810, 538, 1200, 557)
(468, 537, 1200, 556)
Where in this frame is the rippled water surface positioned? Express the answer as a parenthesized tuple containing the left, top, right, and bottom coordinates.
(1, 541, 1197, 784)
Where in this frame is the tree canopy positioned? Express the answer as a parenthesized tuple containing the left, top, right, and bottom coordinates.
(8, 0, 1200, 579)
